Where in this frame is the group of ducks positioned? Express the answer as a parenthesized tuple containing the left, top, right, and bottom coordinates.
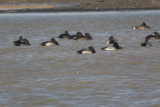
(13, 22, 160, 54)
(57, 31, 93, 40)
(133, 22, 160, 47)
(14, 36, 59, 46)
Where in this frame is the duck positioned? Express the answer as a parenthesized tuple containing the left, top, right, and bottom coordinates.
(57, 31, 71, 39)
(13, 36, 31, 46)
(132, 22, 150, 30)
(75, 33, 93, 40)
(141, 39, 152, 47)
(41, 37, 59, 46)
(101, 36, 122, 50)
(107, 36, 118, 44)
(83, 33, 93, 40)
(101, 42, 122, 50)
(145, 32, 160, 40)
(69, 32, 84, 40)
(69, 32, 93, 40)
(77, 46, 96, 54)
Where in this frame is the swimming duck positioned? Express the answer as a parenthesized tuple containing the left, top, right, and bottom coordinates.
(69, 32, 84, 40)
(69, 32, 93, 40)
(101, 36, 122, 50)
(132, 22, 150, 30)
(83, 33, 93, 40)
(57, 31, 71, 39)
(145, 32, 160, 40)
(77, 46, 96, 54)
(101, 42, 122, 50)
(75, 33, 93, 40)
(13, 36, 31, 46)
(141, 39, 152, 47)
(107, 36, 118, 44)
(41, 37, 59, 46)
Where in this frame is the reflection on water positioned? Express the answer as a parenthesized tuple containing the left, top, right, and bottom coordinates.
(0, 10, 160, 107)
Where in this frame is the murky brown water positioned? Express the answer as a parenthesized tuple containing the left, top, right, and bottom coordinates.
(0, 10, 160, 107)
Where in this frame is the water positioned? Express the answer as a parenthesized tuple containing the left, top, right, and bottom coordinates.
(0, 10, 160, 107)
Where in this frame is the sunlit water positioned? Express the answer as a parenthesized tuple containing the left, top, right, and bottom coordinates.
(0, 10, 160, 107)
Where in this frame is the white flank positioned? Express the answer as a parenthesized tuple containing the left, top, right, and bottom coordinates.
(104, 46, 116, 50)
(106, 40, 109, 44)
(82, 51, 92, 54)
(105, 48, 116, 50)
(132, 26, 136, 29)
(46, 42, 53, 46)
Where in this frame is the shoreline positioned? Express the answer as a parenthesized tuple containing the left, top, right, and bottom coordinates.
(0, 1, 160, 13)
(0, 7, 160, 13)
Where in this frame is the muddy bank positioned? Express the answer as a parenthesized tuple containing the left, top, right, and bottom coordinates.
(0, 0, 160, 13)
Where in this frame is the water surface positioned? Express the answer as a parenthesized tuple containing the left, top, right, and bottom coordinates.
(0, 10, 160, 107)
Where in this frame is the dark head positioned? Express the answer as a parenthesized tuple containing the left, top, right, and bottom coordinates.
(64, 31, 68, 34)
(84, 33, 93, 40)
(109, 36, 115, 44)
(23, 39, 30, 46)
(142, 22, 147, 26)
(51, 37, 59, 45)
(88, 46, 96, 53)
(76, 32, 83, 37)
(75, 32, 84, 40)
(19, 36, 23, 41)
(17, 36, 25, 44)
(109, 36, 114, 40)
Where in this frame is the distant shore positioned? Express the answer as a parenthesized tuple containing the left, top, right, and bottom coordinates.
(0, 0, 160, 13)
(1, 8, 160, 14)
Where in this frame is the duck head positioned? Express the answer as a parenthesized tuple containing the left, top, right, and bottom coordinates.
(84, 33, 93, 40)
(88, 46, 96, 53)
(50, 37, 59, 45)
(108, 36, 115, 44)
(142, 22, 147, 26)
